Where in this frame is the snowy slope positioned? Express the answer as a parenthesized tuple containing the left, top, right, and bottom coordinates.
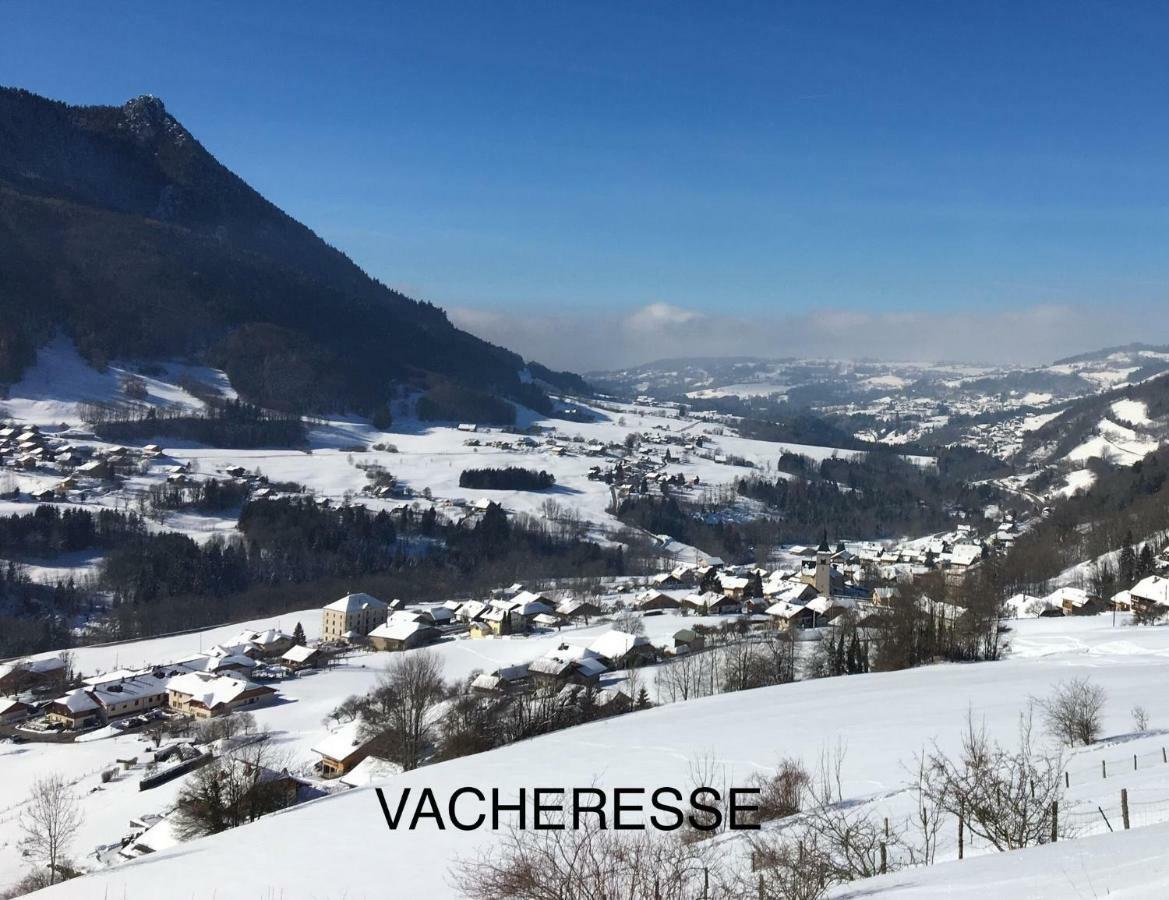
(22, 616, 1169, 900)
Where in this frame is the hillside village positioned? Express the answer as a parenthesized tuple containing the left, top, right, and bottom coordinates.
(4, 525, 1169, 888)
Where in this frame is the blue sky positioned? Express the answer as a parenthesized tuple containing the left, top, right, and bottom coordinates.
(5, 1, 1169, 367)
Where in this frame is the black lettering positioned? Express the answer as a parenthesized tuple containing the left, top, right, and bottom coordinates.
(492, 788, 527, 829)
(573, 787, 608, 830)
(649, 787, 684, 831)
(687, 787, 723, 831)
(376, 787, 411, 830)
(409, 787, 446, 830)
(533, 788, 565, 829)
(729, 788, 761, 830)
(449, 787, 486, 831)
(613, 788, 645, 829)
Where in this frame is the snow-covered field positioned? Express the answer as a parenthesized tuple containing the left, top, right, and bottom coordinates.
(9, 614, 1169, 899)
(0, 339, 926, 575)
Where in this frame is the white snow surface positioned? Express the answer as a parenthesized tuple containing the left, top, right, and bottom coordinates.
(15, 615, 1169, 899)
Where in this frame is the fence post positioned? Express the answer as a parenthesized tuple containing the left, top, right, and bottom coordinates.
(1134, 754, 1138, 772)
(703, 866, 709, 900)
(1065, 770, 1070, 788)
(880, 842, 887, 874)
(1121, 789, 1130, 830)
(1098, 805, 1113, 832)
(758, 874, 765, 900)
(1163, 747, 1167, 765)
(1103, 759, 1107, 779)
(1051, 800, 1058, 843)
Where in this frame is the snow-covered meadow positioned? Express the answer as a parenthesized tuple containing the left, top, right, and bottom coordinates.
(5, 613, 1169, 898)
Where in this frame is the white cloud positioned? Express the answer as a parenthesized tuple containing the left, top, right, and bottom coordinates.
(447, 301, 1159, 373)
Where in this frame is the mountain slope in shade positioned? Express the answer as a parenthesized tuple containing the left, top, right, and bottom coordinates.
(0, 87, 575, 419)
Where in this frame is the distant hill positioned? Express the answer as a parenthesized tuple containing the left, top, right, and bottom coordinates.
(0, 87, 582, 421)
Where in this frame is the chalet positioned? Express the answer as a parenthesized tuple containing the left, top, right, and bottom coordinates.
(76, 459, 110, 479)
(175, 648, 258, 676)
(717, 573, 751, 600)
(1129, 575, 1169, 619)
(651, 572, 684, 589)
(321, 592, 389, 642)
(528, 656, 604, 690)
(682, 591, 741, 616)
(0, 697, 33, 724)
(472, 664, 531, 696)
(588, 630, 656, 668)
(166, 672, 277, 718)
(280, 645, 321, 671)
(455, 600, 489, 622)
(660, 628, 705, 656)
(87, 672, 171, 720)
(473, 607, 514, 637)
(367, 619, 440, 652)
(1044, 586, 1104, 616)
(0, 656, 67, 695)
(634, 590, 681, 613)
(556, 598, 603, 622)
(312, 721, 378, 777)
(45, 689, 102, 730)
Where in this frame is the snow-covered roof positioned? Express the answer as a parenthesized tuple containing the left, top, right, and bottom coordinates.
(339, 755, 402, 788)
(588, 630, 650, 660)
(324, 592, 388, 614)
(1131, 575, 1169, 608)
(55, 688, 99, 714)
(90, 673, 170, 706)
(281, 645, 318, 663)
(369, 620, 432, 641)
(166, 672, 271, 709)
(312, 721, 371, 763)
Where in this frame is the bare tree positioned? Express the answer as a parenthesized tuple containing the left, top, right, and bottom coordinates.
(359, 650, 446, 770)
(453, 808, 726, 900)
(19, 774, 83, 885)
(1132, 704, 1150, 733)
(173, 737, 292, 839)
(1038, 677, 1106, 746)
(611, 606, 645, 636)
(920, 708, 1070, 851)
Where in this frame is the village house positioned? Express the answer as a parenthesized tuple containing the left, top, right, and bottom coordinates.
(0, 656, 67, 695)
(280, 645, 322, 671)
(85, 671, 171, 720)
(0, 697, 33, 724)
(682, 591, 741, 616)
(634, 590, 681, 613)
(527, 655, 605, 690)
(321, 592, 389, 642)
(45, 688, 103, 730)
(312, 721, 378, 777)
(588, 630, 656, 669)
(166, 672, 277, 718)
(471, 664, 532, 696)
(556, 598, 603, 622)
(1129, 575, 1169, 619)
(175, 647, 259, 676)
(1044, 586, 1105, 616)
(367, 619, 440, 652)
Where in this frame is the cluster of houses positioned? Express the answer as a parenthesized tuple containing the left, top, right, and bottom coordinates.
(0, 423, 172, 502)
(0, 628, 314, 732)
(1022, 573, 1169, 619)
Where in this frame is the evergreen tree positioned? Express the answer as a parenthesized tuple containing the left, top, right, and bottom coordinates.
(292, 621, 306, 646)
(635, 686, 651, 710)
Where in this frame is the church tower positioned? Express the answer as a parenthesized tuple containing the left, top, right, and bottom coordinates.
(814, 530, 832, 596)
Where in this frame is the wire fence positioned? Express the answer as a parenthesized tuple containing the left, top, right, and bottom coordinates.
(1064, 744, 1169, 786)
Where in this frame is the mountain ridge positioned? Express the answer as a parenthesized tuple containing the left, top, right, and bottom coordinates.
(0, 86, 582, 421)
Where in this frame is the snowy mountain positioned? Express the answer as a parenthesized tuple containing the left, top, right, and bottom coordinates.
(0, 87, 570, 420)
